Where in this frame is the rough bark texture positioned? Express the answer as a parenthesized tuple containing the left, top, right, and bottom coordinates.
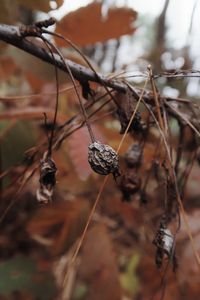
(0, 23, 127, 93)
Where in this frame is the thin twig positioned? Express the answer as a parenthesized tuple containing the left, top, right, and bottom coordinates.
(143, 101, 200, 268)
(64, 75, 150, 287)
(42, 36, 96, 143)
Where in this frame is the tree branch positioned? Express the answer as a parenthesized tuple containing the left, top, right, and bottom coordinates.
(0, 22, 197, 131)
(0, 23, 127, 93)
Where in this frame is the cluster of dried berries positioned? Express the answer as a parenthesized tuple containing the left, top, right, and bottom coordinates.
(36, 152, 57, 204)
(88, 141, 119, 177)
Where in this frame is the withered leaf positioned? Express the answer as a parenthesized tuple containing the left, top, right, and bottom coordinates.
(17, 0, 63, 12)
(79, 224, 122, 300)
(119, 169, 141, 201)
(27, 200, 89, 256)
(55, 2, 137, 47)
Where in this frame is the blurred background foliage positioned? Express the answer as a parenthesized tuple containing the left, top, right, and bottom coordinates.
(0, 0, 200, 299)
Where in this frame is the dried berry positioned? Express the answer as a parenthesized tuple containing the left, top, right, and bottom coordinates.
(88, 141, 119, 176)
(125, 143, 142, 168)
(119, 169, 141, 201)
(153, 221, 177, 271)
(139, 191, 148, 204)
(115, 90, 142, 134)
(36, 152, 57, 204)
(117, 109, 142, 134)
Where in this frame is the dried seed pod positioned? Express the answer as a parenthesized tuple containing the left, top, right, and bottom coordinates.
(153, 221, 177, 270)
(117, 109, 142, 134)
(119, 169, 141, 201)
(88, 141, 119, 176)
(125, 143, 142, 168)
(115, 90, 142, 134)
(36, 152, 57, 204)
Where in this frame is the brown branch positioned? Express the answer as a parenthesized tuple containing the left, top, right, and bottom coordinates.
(0, 22, 199, 139)
(0, 23, 126, 93)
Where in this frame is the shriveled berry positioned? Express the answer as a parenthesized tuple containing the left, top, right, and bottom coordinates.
(119, 169, 141, 201)
(125, 143, 142, 167)
(153, 221, 176, 270)
(88, 141, 119, 176)
(36, 152, 57, 204)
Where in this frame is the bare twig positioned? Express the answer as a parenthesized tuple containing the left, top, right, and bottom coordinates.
(0, 23, 127, 93)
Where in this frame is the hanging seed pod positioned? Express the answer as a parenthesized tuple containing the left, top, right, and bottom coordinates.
(115, 90, 143, 134)
(125, 143, 143, 168)
(153, 221, 176, 270)
(119, 170, 141, 201)
(36, 152, 57, 204)
(88, 141, 119, 176)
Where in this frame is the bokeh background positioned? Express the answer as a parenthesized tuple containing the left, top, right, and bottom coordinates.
(0, 1, 200, 299)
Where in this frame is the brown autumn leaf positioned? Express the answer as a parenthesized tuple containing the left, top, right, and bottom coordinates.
(178, 210, 200, 298)
(27, 200, 89, 256)
(78, 224, 122, 300)
(55, 2, 137, 47)
(138, 245, 179, 300)
(17, 0, 63, 12)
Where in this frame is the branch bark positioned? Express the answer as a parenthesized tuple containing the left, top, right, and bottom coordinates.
(0, 22, 194, 127)
(0, 23, 127, 93)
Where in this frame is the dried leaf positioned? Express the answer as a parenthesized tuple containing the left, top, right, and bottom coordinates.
(17, 0, 63, 12)
(55, 3, 137, 47)
(79, 224, 122, 300)
(119, 169, 141, 201)
(138, 246, 179, 300)
(178, 210, 200, 280)
(27, 200, 89, 256)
